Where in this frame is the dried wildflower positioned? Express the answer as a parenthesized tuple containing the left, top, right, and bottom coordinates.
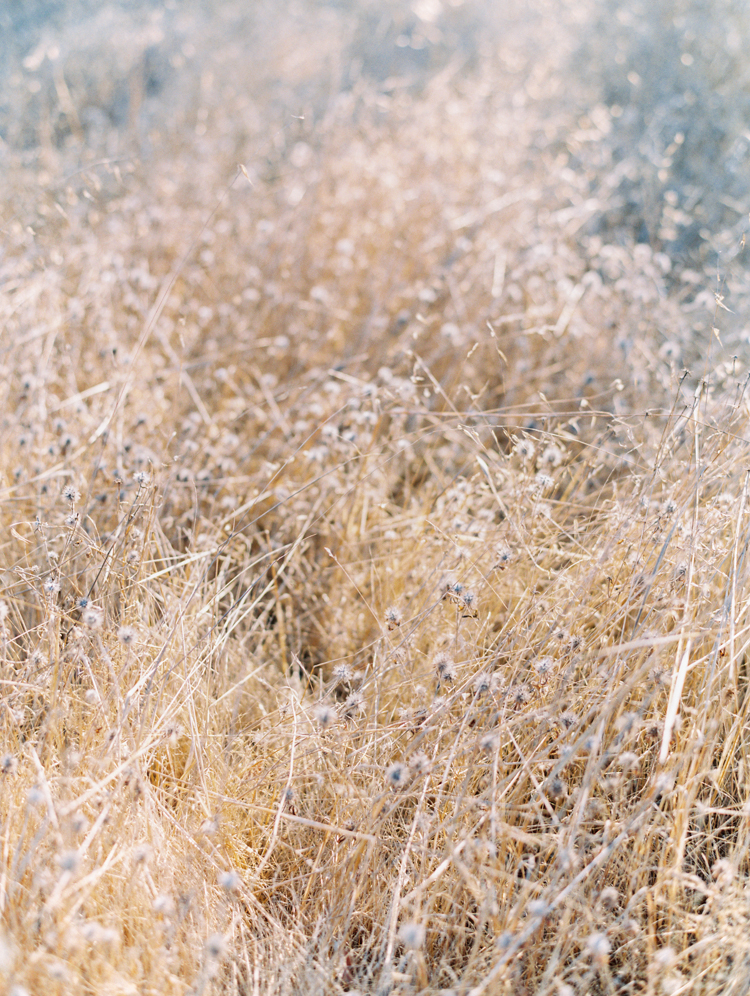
(692, 798, 709, 826)
(43, 577, 61, 597)
(495, 930, 515, 951)
(117, 625, 137, 646)
(548, 776, 566, 800)
(534, 655, 554, 680)
(473, 671, 492, 695)
(539, 444, 563, 468)
(410, 706, 428, 729)
(153, 893, 175, 916)
(218, 870, 242, 894)
(586, 932, 612, 964)
(341, 692, 364, 721)
(332, 663, 352, 685)
(61, 484, 81, 504)
(480, 733, 498, 754)
(712, 858, 734, 888)
(444, 578, 465, 603)
(165, 724, 182, 748)
(58, 849, 81, 873)
(199, 815, 220, 837)
(605, 774, 624, 795)
(643, 721, 662, 742)
(672, 561, 688, 585)
(410, 752, 431, 776)
(132, 845, 151, 865)
(461, 589, 479, 617)
(386, 762, 408, 789)
(651, 946, 677, 971)
(509, 682, 531, 707)
(385, 606, 401, 630)
(398, 921, 425, 950)
(618, 751, 640, 772)
(433, 652, 456, 685)
(598, 886, 620, 911)
(133, 471, 151, 486)
(493, 543, 513, 570)
(82, 605, 104, 630)
(28, 649, 45, 669)
(515, 438, 536, 462)
(534, 472, 555, 493)
(64, 512, 80, 528)
(27, 786, 45, 808)
(649, 666, 668, 687)
(314, 704, 336, 730)
(204, 933, 227, 960)
(582, 733, 601, 753)
(390, 645, 408, 670)
(80, 922, 118, 948)
(0, 754, 18, 776)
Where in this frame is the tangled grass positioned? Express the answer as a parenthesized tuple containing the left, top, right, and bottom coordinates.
(3, 2, 750, 993)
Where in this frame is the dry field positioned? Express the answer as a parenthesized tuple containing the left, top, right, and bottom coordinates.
(3, 1, 750, 993)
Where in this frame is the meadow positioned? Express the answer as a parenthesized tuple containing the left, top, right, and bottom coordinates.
(2, 1, 750, 993)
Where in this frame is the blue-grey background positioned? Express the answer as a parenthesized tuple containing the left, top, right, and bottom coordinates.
(3, 0, 750, 278)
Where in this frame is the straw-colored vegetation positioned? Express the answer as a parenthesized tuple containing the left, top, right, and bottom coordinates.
(3, 1, 750, 993)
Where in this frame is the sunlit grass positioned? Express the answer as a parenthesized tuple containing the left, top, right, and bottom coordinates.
(2, 2, 750, 994)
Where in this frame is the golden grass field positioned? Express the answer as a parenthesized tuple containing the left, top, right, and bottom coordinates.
(3, 1, 750, 993)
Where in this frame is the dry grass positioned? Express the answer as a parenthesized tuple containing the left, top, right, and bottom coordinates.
(3, 2, 750, 994)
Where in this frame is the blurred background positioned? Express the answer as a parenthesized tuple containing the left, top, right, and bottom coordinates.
(3, 0, 750, 331)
